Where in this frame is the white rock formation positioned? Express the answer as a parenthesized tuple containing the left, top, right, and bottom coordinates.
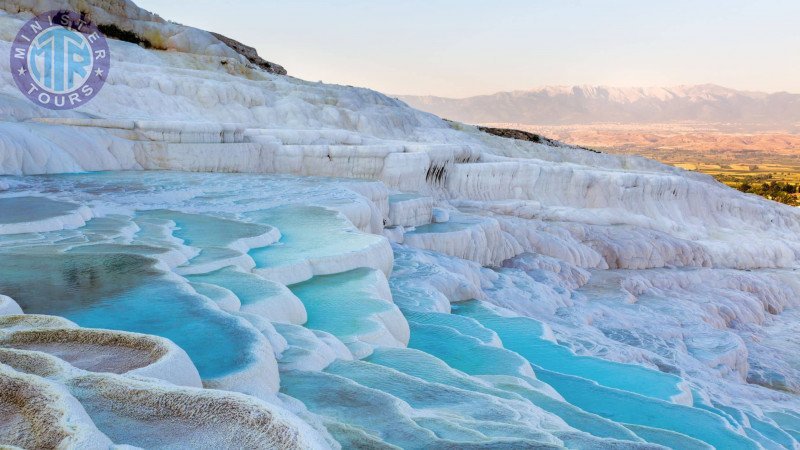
(1, 1, 800, 448)
(0, 314, 329, 449)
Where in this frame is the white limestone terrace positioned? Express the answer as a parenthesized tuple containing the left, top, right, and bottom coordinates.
(0, 176, 798, 449)
(0, 306, 330, 449)
(2, 1, 798, 272)
(1, 0, 800, 449)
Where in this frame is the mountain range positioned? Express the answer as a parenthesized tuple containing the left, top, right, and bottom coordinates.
(399, 84, 800, 128)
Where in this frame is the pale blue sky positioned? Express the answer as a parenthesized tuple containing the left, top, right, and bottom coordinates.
(135, 0, 800, 97)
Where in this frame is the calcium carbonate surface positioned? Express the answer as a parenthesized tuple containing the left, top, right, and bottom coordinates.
(1, 1, 800, 449)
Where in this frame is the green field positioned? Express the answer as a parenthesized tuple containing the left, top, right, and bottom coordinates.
(673, 162, 800, 206)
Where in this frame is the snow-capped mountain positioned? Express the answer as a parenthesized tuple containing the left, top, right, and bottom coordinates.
(1, 1, 800, 449)
(399, 84, 800, 125)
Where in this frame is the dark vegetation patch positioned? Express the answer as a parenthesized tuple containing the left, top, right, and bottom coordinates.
(97, 23, 163, 50)
(210, 32, 287, 75)
(477, 126, 602, 153)
(733, 179, 799, 206)
(478, 126, 545, 143)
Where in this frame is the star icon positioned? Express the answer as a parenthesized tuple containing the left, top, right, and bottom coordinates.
(16, 66, 26, 76)
(94, 67, 104, 78)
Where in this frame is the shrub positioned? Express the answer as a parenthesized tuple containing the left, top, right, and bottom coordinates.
(98, 23, 162, 49)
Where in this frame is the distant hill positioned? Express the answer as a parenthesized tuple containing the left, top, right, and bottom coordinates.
(398, 84, 800, 128)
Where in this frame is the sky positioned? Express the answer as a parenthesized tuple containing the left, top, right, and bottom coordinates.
(135, 0, 800, 98)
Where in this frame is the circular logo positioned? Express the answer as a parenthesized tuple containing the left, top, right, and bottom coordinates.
(10, 10, 110, 110)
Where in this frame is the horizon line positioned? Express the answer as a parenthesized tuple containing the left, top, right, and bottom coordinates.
(392, 83, 800, 100)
